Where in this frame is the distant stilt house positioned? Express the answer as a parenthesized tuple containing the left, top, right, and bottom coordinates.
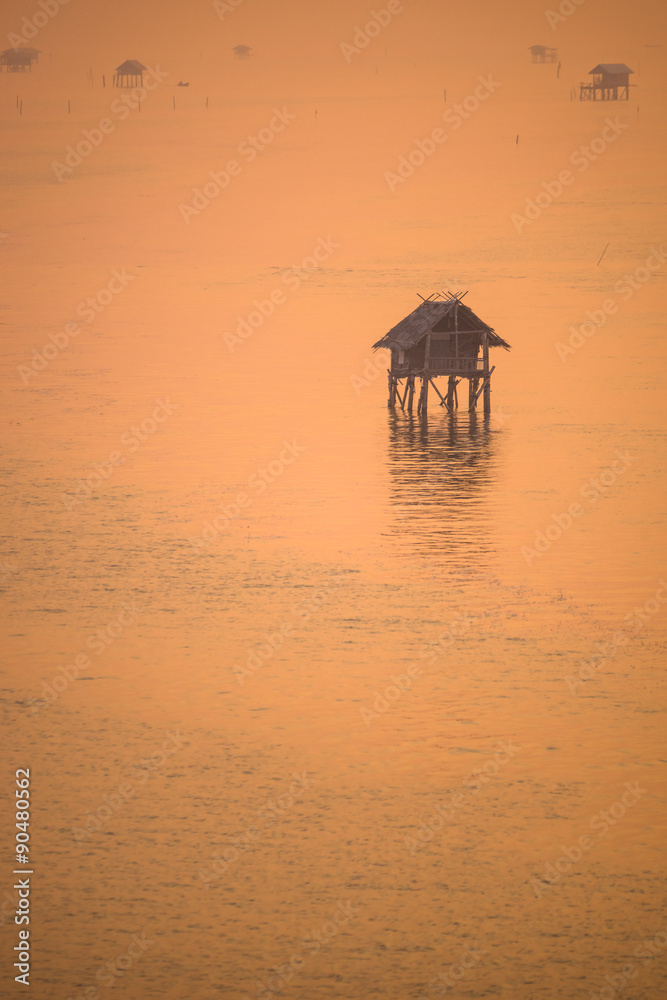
(372, 293, 511, 416)
(232, 45, 252, 60)
(0, 47, 40, 72)
(580, 64, 633, 100)
(529, 45, 557, 64)
(113, 59, 147, 87)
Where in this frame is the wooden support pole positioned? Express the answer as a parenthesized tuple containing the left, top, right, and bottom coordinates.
(421, 375, 429, 414)
(406, 375, 415, 412)
(481, 332, 491, 415)
(387, 372, 394, 409)
(446, 375, 459, 411)
(469, 377, 478, 412)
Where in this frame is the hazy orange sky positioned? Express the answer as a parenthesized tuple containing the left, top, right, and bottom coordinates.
(3, 0, 665, 89)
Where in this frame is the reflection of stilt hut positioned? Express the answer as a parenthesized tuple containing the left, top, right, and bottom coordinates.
(386, 413, 496, 557)
(372, 293, 511, 416)
(113, 59, 146, 87)
(580, 64, 633, 100)
(529, 45, 557, 63)
(232, 45, 252, 60)
(1, 47, 40, 72)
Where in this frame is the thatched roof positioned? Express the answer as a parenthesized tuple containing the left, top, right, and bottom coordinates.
(589, 63, 633, 74)
(372, 298, 511, 352)
(1, 47, 40, 57)
(116, 59, 147, 73)
(1, 48, 39, 64)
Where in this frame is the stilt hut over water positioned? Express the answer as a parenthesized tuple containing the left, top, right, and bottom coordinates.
(580, 64, 633, 100)
(113, 59, 146, 87)
(529, 45, 557, 63)
(232, 45, 252, 60)
(372, 293, 511, 415)
(1, 47, 40, 72)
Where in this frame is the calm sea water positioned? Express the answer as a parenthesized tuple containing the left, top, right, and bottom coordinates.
(1, 46, 666, 1000)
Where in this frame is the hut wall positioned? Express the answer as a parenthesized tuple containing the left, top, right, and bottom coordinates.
(429, 331, 480, 360)
(406, 341, 426, 368)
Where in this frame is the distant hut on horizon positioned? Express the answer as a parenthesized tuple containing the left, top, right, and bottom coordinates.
(580, 63, 633, 100)
(1, 47, 40, 72)
(113, 59, 146, 87)
(372, 293, 511, 416)
(232, 45, 252, 60)
(529, 45, 557, 63)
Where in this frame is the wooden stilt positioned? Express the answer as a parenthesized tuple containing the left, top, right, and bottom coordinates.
(483, 378, 491, 415)
(387, 372, 395, 409)
(406, 375, 415, 412)
(421, 375, 429, 414)
(469, 377, 478, 412)
(481, 332, 491, 415)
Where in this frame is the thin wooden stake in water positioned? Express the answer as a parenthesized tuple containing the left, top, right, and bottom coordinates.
(443, 89, 446, 102)
(206, 96, 209, 108)
(516, 134, 519, 144)
(597, 242, 609, 266)
(102, 74, 106, 88)
(173, 96, 176, 110)
(19, 100, 22, 116)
